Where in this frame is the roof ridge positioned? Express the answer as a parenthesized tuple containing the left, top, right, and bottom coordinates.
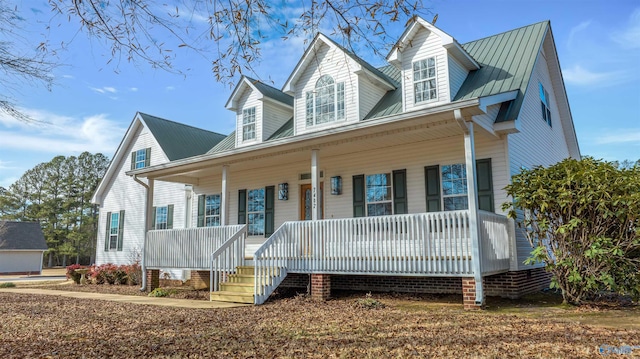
(138, 112, 227, 137)
(462, 20, 549, 46)
(243, 76, 291, 97)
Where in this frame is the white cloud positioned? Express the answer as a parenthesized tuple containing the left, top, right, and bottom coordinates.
(568, 21, 591, 47)
(90, 86, 118, 95)
(562, 65, 626, 86)
(165, 86, 176, 91)
(129, 87, 138, 92)
(0, 108, 125, 155)
(596, 129, 640, 145)
(612, 8, 640, 49)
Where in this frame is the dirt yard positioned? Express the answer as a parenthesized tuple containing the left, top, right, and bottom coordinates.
(1, 287, 638, 358)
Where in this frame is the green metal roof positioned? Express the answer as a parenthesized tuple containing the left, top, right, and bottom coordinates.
(244, 76, 293, 107)
(139, 113, 227, 161)
(207, 131, 236, 154)
(267, 118, 294, 140)
(454, 21, 548, 122)
(364, 21, 548, 122)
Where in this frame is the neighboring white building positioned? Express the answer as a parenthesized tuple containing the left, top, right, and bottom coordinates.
(94, 18, 580, 308)
(0, 221, 47, 274)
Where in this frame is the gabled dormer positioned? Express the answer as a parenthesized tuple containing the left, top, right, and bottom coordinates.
(282, 34, 397, 136)
(226, 76, 293, 148)
(387, 17, 480, 112)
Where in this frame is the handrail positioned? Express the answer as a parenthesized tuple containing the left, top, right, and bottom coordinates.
(209, 225, 247, 293)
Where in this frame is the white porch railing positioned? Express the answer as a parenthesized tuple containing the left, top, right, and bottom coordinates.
(145, 225, 245, 270)
(209, 225, 248, 292)
(478, 210, 511, 275)
(254, 211, 479, 304)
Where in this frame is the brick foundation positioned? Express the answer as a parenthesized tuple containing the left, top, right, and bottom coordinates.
(191, 270, 210, 290)
(146, 269, 160, 292)
(310, 274, 331, 301)
(462, 277, 485, 310)
(484, 267, 551, 298)
(276, 268, 551, 304)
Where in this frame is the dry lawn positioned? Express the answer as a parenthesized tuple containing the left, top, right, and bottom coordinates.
(1, 288, 638, 358)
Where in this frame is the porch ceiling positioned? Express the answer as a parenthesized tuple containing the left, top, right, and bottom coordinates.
(142, 105, 483, 184)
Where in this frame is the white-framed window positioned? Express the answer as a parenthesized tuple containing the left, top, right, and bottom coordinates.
(441, 164, 468, 210)
(247, 188, 265, 235)
(109, 212, 119, 250)
(366, 173, 393, 216)
(242, 107, 256, 141)
(413, 57, 438, 103)
(134, 149, 146, 169)
(155, 206, 168, 230)
(205, 194, 221, 227)
(539, 83, 552, 127)
(305, 75, 345, 126)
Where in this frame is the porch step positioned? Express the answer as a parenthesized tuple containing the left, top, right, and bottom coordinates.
(220, 282, 254, 293)
(236, 266, 255, 275)
(210, 290, 254, 304)
(227, 274, 254, 284)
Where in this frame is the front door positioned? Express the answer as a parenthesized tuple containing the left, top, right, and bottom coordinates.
(300, 183, 323, 220)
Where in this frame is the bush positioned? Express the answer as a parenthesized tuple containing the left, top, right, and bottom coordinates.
(92, 264, 127, 285)
(148, 288, 174, 297)
(354, 292, 385, 309)
(503, 157, 640, 305)
(0, 282, 16, 288)
(124, 263, 142, 286)
(66, 264, 89, 284)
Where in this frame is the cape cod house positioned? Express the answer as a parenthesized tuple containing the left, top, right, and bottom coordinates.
(92, 18, 580, 309)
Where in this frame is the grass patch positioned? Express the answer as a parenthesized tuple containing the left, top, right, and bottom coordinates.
(0, 282, 16, 288)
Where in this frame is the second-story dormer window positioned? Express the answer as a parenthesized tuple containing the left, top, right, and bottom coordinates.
(242, 107, 256, 141)
(413, 57, 437, 103)
(306, 75, 345, 126)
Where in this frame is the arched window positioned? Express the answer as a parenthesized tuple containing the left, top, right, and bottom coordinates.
(306, 75, 345, 126)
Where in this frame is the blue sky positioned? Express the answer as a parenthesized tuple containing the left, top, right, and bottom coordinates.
(1, 0, 639, 188)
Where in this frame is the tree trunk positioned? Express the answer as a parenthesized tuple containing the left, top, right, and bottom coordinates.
(62, 254, 67, 267)
(47, 252, 53, 268)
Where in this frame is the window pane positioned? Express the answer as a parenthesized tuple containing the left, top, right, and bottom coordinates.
(306, 92, 314, 126)
(367, 202, 393, 217)
(444, 196, 469, 211)
(248, 213, 265, 235)
(248, 189, 265, 212)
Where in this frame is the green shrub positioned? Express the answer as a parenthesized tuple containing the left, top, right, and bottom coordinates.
(503, 157, 640, 305)
(354, 292, 385, 309)
(66, 264, 88, 284)
(0, 282, 16, 288)
(148, 288, 173, 297)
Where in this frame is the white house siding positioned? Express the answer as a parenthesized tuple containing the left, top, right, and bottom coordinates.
(262, 101, 292, 140)
(294, 43, 360, 135)
(191, 130, 508, 243)
(0, 251, 43, 274)
(473, 104, 501, 134)
(358, 75, 389, 119)
(97, 125, 187, 273)
(508, 46, 571, 270)
(448, 56, 468, 99)
(400, 27, 450, 112)
(235, 87, 262, 147)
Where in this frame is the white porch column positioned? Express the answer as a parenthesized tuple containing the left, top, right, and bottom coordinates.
(145, 178, 155, 231)
(455, 110, 484, 307)
(311, 149, 321, 221)
(221, 165, 228, 225)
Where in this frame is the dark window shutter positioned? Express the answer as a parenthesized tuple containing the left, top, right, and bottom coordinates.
(238, 190, 247, 224)
(104, 211, 111, 251)
(144, 148, 151, 167)
(476, 158, 494, 212)
(117, 210, 125, 251)
(167, 204, 174, 229)
(151, 206, 157, 230)
(392, 169, 408, 214)
(424, 165, 441, 212)
(352, 175, 365, 217)
(264, 186, 275, 237)
(130, 152, 136, 170)
(197, 195, 205, 227)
